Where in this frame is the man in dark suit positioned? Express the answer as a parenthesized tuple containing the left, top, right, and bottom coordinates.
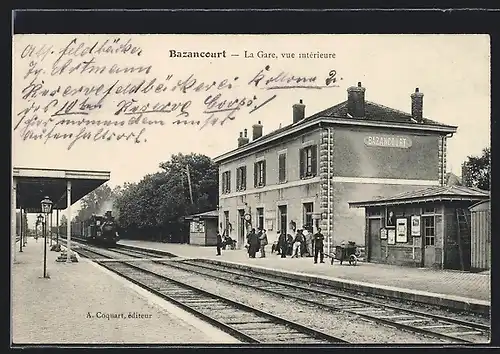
(312, 228, 325, 264)
(216, 231, 222, 256)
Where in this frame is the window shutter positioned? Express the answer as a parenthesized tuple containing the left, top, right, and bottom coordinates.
(254, 162, 258, 187)
(299, 148, 305, 178)
(279, 154, 285, 182)
(228, 171, 231, 192)
(236, 169, 240, 191)
(278, 155, 282, 181)
(242, 166, 246, 190)
(311, 145, 317, 176)
(262, 160, 266, 186)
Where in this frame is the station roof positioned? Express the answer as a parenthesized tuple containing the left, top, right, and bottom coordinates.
(14, 167, 111, 212)
(214, 98, 458, 164)
(349, 185, 490, 208)
(184, 210, 218, 220)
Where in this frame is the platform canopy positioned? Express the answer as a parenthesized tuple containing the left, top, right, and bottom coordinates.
(13, 167, 111, 211)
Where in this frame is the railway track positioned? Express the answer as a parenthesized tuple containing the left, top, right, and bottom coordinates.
(156, 259, 490, 344)
(59, 236, 175, 259)
(74, 246, 348, 344)
(109, 247, 176, 259)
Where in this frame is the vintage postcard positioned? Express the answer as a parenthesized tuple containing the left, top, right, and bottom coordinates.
(11, 32, 491, 346)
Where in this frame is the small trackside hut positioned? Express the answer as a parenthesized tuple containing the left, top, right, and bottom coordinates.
(184, 210, 219, 246)
(348, 185, 489, 270)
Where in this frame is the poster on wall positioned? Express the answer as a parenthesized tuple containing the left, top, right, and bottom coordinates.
(387, 229, 396, 245)
(411, 215, 421, 237)
(380, 228, 387, 240)
(396, 218, 408, 243)
(266, 219, 274, 231)
(385, 208, 396, 228)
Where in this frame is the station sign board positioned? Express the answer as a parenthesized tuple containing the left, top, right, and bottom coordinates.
(364, 135, 412, 149)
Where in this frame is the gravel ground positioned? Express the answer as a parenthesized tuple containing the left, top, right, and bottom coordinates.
(187, 259, 491, 327)
(135, 261, 450, 344)
(12, 242, 234, 344)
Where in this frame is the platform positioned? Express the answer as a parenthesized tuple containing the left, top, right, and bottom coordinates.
(11, 237, 240, 345)
(117, 240, 491, 314)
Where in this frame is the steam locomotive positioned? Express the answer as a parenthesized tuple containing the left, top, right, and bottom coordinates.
(72, 211, 119, 247)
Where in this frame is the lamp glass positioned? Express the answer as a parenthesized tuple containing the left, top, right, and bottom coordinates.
(40, 197, 53, 214)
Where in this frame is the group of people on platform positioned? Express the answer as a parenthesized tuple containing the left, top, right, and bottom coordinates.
(245, 228, 269, 258)
(272, 227, 325, 264)
(215, 224, 326, 264)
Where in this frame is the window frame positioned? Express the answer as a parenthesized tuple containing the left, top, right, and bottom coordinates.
(299, 144, 318, 179)
(254, 160, 266, 187)
(256, 207, 264, 231)
(236, 166, 247, 191)
(422, 215, 435, 246)
(221, 171, 231, 194)
(278, 153, 287, 183)
(303, 202, 314, 230)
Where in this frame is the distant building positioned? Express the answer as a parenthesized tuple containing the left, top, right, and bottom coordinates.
(213, 83, 458, 252)
(184, 210, 219, 246)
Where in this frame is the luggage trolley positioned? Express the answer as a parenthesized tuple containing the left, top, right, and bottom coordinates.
(331, 241, 359, 265)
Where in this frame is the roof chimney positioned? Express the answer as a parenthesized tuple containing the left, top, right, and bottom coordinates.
(292, 99, 306, 123)
(237, 131, 245, 147)
(252, 121, 263, 140)
(242, 128, 250, 145)
(347, 82, 366, 118)
(411, 87, 424, 123)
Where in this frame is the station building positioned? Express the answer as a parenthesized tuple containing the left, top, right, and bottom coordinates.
(213, 83, 457, 253)
(348, 185, 489, 269)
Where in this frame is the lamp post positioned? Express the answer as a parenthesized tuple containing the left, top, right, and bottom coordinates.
(41, 197, 53, 279)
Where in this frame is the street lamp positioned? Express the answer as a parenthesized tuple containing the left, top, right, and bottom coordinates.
(41, 197, 53, 279)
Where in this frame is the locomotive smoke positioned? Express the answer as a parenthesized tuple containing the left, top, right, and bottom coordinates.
(98, 199, 116, 217)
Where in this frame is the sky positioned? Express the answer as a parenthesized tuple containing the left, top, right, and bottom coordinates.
(12, 34, 490, 220)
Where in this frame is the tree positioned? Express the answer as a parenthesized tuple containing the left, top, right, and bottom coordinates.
(159, 153, 219, 215)
(114, 153, 219, 242)
(462, 147, 490, 191)
(60, 214, 68, 226)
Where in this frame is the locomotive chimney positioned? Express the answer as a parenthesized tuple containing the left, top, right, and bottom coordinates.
(411, 87, 424, 123)
(347, 82, 366, 118)
(293, 99, 306, 123)
(252, 121, 263, 140)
